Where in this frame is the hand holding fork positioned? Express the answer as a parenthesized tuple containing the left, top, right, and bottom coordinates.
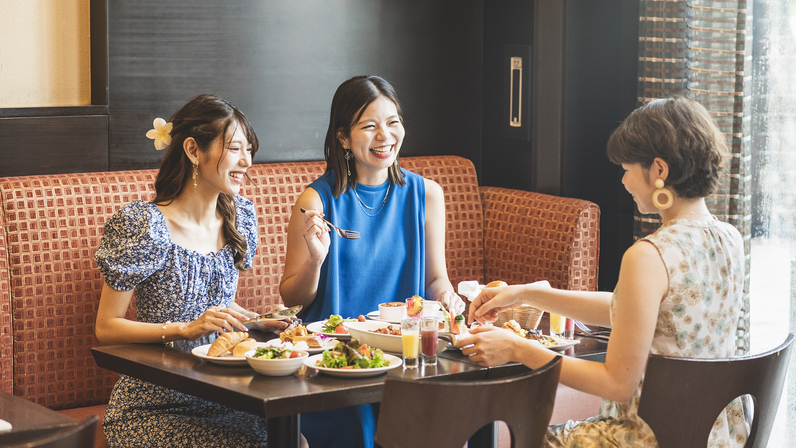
(299, 208, 360, 239)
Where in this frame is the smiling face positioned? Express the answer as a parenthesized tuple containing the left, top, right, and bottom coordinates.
(197, 122, 253, 196)
(621, 163, 658, 214)
(338, 96, 405, 186)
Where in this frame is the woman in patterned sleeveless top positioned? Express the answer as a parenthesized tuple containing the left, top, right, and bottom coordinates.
(457, 96, 747, 448)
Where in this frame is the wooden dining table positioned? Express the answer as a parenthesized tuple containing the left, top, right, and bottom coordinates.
(0, 390, 78, 445)
(91, 320, 607, 448)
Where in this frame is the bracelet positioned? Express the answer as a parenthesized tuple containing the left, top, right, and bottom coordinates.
(162, 321, 172, 346)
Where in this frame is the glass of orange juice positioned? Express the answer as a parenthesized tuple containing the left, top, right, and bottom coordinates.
(549, 313, 565, 337)
(400, 318, 420, 369)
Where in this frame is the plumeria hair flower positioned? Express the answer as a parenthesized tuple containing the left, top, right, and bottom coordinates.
(146, 118, 173, 150)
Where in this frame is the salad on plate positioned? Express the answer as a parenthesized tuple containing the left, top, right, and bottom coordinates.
(315, 339, 390, 369)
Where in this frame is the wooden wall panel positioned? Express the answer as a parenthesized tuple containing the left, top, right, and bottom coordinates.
(0, 115, 108, 177)
(107, 1, 483, 171)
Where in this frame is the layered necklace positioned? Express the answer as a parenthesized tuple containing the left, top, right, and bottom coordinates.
(353, 182, 391, 217)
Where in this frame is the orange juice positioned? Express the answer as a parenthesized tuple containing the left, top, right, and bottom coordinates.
(549, 313, 566, 336)
(401, 332, 420, 358)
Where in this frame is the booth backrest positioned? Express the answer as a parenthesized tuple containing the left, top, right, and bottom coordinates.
(0, 156, 488, 409)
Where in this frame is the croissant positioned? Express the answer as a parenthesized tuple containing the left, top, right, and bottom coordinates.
(486, 280, 508, 288)
(207, 331, 249, 357)
(232, 338, 259, 358)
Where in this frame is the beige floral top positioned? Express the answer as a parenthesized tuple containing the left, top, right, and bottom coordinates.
(546, 217, 746, 448)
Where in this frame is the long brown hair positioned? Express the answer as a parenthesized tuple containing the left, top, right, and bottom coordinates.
(152, 94, 259, 270)
(324, 75, 406, 197)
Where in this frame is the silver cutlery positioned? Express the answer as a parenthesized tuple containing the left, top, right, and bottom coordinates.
(299, 208, 360, 239)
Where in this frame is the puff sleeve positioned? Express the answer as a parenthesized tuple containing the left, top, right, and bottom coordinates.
(235, 195, 258, 271)
(95, 201, 170, 291)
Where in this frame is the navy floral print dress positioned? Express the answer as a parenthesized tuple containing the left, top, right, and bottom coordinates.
(95, 197, 268, 448)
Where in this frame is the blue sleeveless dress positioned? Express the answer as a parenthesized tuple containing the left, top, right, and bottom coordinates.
(300, 168, 426, 448)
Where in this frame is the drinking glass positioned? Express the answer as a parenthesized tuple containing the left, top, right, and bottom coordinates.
(421, 316, 438, 366)
(549, 313, 574, 339)
(400, 318, 420, 369)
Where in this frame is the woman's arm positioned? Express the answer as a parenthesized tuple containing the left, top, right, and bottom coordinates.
(460, 240, 667, 402)
(469, 283, 614, 327)
(423, 178, 466, 315)
(95, 283, 250, 345)
(279, 188, 330, 308)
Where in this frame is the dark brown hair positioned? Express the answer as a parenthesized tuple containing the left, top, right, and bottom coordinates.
(152, 94, 259, 270)
(324, 75, 406, 197)
(607, 96, 728, 198)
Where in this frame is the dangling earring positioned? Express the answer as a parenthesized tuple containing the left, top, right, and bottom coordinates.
(344, 148, 352, 177)
(192, 163, 198, 189)
(652, 179, 673, 210)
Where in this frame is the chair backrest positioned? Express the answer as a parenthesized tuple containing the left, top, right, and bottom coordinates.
(638, 333, 794, 448)
(7, 415, 98, 448)
(375, 357, 562, 448)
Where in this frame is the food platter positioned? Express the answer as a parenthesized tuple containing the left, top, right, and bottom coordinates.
(303, 353, 403, 378)
(191, 343, 267, 366)
(306, 320, 352, 341)
(264, 338, 338, 355)
(531, 337, 580, 351)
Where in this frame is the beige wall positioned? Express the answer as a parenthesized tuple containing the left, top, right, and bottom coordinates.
(0, 0, 91, 108)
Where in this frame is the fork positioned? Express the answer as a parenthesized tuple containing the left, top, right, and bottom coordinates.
(299, 208, 360, 239)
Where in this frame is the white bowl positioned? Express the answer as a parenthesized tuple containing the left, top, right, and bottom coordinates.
(378, 302, 407, 322)
(244, 349, 308, 376)
(344, 321, 447, 355)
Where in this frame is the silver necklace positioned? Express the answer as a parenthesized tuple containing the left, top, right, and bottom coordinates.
(353, 182, 391, 217)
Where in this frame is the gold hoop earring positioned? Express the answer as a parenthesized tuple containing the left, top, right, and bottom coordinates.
(652, 179, 673, 210)
(192, 163, 198, 189)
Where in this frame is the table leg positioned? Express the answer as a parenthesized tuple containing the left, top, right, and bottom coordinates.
(467, 421, 498, 448)
(267, 415, 301, 448)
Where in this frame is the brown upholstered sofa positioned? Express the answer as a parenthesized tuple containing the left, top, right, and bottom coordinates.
(0, 155, 600, 447)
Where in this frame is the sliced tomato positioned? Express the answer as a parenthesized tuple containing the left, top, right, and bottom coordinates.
(289, 351, 302, 358)
(334, 324, 349, 334)
(358, 344, 370, 355)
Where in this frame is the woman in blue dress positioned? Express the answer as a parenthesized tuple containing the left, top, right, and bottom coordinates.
(94, 94, 292, 448)
(280, 75, 466, 448)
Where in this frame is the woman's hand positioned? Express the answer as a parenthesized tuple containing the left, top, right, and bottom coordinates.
(182, 306, 250, 340)
(437, 290, 466, 316)
(455, 326, 523, 367)
(300, 208, 331, 263)
(467, 285, 526, 324)
(243, 304, 291, 332)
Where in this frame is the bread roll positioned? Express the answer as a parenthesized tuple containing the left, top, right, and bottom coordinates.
(207, 331, 249, 357)
(486, 280, 508, 288)
(232, 338, 259, 358)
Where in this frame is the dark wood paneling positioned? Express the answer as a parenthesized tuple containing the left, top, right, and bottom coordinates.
(90, 0, 108, 106)
(107, 1, 483, 171)
(0, 115, 108, 176)
(481, 0, 534, 191)
(561, 0, 638, 290)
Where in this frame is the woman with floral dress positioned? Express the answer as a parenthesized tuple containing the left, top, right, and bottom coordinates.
(457, 96, 747, 448)
(94, 94, 295, 447)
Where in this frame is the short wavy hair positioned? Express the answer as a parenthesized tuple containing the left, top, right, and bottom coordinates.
(607, 96, 728, 198)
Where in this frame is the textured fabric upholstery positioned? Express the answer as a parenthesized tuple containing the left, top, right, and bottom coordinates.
(0, 155, 599, 433)
(480, 186, 599, 291)
(0, 207, 12, 394)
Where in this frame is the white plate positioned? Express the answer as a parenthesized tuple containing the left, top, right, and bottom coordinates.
(303, 353, 403, 378)
(306, 320, 352, 341)
(365, 310, 400, 324)
(532, 337, 581, 351)
(191, 343, 269, 366)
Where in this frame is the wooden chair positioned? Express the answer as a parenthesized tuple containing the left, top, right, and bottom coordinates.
(638, 333, 794, 448)
(6, 415, 98, 448)
(375, 356, 562, 448)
